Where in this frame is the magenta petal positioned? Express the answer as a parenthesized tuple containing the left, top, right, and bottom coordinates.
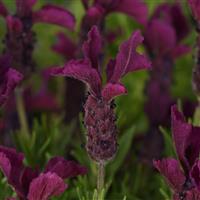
(48, 59, 102, 97)
(0, 146, 24, 197)
(0, 1, 8, 17)
(106, 59, 116, 82)
(144, 19, 176, 56)
(27, 172, 67, 200)
(82, 26, 102, 71)
(33, 4, 75, 29)
(190, 160, 200, 189)
(171, 105, 192, 170)
(0, 152, 11, 178)
(6, 16, 23, 33)
(102, 83, 127, 102)
(0, 68, 23, 106)
(45, 157, 87, 179)
(172, 44, 191, 59)
(171, 105, 200, 172)
(20, 167, 39, 196)
(52, 32, 77, 59)
(188, 0, 200, 22)
(153, 158, 185, 192)
(111, 0, 148, 25)
(110, 30, 151, 83)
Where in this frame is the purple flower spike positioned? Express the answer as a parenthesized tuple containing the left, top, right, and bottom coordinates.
(33, 4, 75, 29)
(0, 55, 23, 106)
(48, 26, 151, 162)
(27, 172, 67, 200)
(188, 0, 200, 22)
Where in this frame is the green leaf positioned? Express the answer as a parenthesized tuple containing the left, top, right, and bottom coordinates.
(107, 126, 136, 186)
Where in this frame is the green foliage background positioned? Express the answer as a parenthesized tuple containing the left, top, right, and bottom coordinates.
(0, 0, 196, 199)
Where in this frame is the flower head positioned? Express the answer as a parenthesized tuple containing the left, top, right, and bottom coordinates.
(154, 105, 200, 199)
(49, 26, 151, 162)
(0, 146, 87, 200)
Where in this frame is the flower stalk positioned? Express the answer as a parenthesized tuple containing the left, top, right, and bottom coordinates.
(15, 87, 30, 138)
(97, 161, 105, 194)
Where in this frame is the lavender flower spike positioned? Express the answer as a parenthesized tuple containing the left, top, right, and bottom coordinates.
(49, 26, 151, 162)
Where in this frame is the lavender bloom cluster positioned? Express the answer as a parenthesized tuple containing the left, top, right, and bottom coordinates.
(48, 26, 151, 162)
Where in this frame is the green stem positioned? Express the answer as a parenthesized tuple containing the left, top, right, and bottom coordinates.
(15, 87, 30, 138)
(97, 161, 105, 199)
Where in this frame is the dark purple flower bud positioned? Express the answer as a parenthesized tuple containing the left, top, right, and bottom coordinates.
(33, 4, 75, 29)
(188, 0, 200, 23)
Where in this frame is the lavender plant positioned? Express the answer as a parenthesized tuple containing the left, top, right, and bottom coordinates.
(48, 25, 151, 194)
